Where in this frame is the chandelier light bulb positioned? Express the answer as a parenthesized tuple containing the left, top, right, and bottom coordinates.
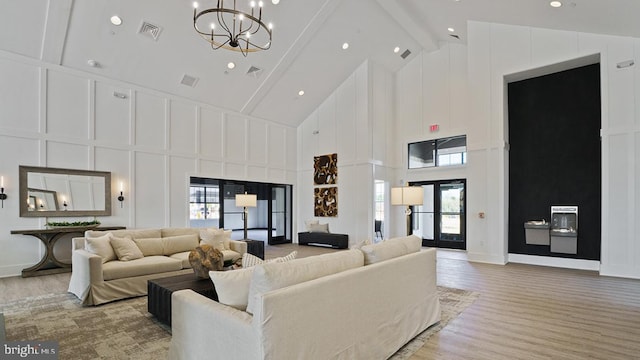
(239, 14, 244, 21)
(210, 23, 215, 30)
(268, 23, 273, 30)
(250, 1, 256, 7)
(259, 1, 264, 7)
(193, 2, 199, 9)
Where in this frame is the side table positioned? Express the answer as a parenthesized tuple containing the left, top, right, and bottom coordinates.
(148, 273, 218, 327)
(244, 239, 265, 259)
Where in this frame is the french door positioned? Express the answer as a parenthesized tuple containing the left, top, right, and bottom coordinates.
(411, 179, 466, 250)
(268, 184, 291, 245)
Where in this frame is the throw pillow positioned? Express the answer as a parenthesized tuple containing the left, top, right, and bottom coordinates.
(84, 233, 116, 263)
(209, 267, 254, 311)
(199, 228, 225, 252)
(110, 236, 144, 261)
(241, 251, 298, 268)
(349, 238, 372, 250)
(308, 223, 329, 233)
(304, 219, 319, 232)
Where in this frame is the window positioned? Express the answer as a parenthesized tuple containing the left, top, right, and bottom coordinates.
(189, 185, 220, 221)
(408, 135, 466, 169)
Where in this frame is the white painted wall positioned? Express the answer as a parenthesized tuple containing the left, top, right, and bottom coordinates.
(395, 22, 640, 279)
(0, 50, 297, 277)
(296, 60, 397, 245)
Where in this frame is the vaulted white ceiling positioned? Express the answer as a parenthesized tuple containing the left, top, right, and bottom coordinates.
(2, 0, 640, 128)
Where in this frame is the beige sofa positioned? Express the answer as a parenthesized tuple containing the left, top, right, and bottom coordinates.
(68, 228, 247, 306)
(169, 235, 440, 360)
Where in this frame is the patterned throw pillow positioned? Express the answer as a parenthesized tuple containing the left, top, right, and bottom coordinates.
(241, 251, 298, 268)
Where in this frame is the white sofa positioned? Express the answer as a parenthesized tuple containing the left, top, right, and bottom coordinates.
(68, 228, 247, 305)
(169, 235, 440, 360)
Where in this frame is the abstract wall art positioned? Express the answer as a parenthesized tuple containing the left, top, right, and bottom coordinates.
(314, 186, 338, 217)
(313, 153, 338, 185)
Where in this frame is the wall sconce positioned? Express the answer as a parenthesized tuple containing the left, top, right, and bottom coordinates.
(0, 176, 7, 208)
(235, 191, 257, 240)
(117, 181, 125, 207)
(62, 195, 68, 211)
(391, 185, 424, 236)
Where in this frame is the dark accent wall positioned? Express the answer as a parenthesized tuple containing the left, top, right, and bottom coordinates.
(508, 63, 601, 260)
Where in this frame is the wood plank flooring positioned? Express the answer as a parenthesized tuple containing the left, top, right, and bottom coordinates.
(1, 245, 639, 359)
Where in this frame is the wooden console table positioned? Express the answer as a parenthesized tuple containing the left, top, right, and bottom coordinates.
(11, 226, 125, 277)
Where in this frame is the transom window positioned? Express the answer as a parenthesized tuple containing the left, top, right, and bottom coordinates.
(408, 135, 467, 169)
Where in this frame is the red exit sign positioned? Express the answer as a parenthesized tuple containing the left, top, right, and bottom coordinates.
(429, 124, 439, 132)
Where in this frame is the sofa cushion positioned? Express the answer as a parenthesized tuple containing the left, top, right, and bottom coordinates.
(209, 267, 254, 311)
(169, 251, 192, 268)
(163, 234, 199, 255)
(221, 250, 242, 262)
(86, 229, 161, 240)
(133, 237, 164, 256)
(360, 235, 422, 265)
(110, 236, 144, 261)
(246, 250, 364, 314)
(102, 256, 183, 280)
(161, 228, 200, 238)
(84, 233, 117, 263)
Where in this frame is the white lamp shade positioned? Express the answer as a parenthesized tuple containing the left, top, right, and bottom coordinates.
(235, 193, 257, 207)
(391, 186, 423, 206)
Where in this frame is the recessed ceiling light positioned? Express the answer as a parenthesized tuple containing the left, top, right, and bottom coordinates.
(447, 27, 455, 32)
(393, 46, 400, 53)
(298, 90, 305, 96)
(342, 43, 349, 50)
(550, 1, 562, 7)
(110, 15, 122, 26)
(227, 62, 235, 69)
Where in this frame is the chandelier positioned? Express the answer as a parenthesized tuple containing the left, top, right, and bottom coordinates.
(192, 0, 273, 57)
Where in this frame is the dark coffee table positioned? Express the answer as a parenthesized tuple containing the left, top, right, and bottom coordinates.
(148, 273, 218, 326)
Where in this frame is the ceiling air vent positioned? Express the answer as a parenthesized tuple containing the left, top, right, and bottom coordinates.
(138, 21, 162, 41)
(400, 49, 411, 59)
(246, 66, 263, 78)
(450, 34, 460, 40)
(180, 74, 199, 87)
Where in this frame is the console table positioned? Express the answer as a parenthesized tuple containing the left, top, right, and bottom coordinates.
(11, 226, 125, 277)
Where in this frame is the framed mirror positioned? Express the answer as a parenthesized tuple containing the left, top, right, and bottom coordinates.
(19, 165, 112, 217)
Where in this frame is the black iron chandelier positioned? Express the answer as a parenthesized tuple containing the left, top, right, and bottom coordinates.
(193, 0, 273, 57)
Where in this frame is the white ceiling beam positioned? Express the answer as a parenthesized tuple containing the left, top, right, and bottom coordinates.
(40, 0, 73, 64)
(241, 0, 344, 116)
(375, 0, 438, 52)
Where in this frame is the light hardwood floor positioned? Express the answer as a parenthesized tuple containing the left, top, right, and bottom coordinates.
(1, 245, 639, 359)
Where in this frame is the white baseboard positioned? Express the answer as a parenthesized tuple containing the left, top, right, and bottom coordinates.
(508, 253, 600, 271)
(467, 252, 507, 265)
(0, 264, 30, 278)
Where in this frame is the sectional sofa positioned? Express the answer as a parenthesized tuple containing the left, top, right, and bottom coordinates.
(169, 235, 441, 360)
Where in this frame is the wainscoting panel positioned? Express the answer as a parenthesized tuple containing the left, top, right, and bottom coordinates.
(46, 141, 89, 169)
(199, 107, 224, 158)
(94, 146, 130, 224)
(199, 159, 223, 177)
(0, 58, 39, 132)
(95, 82, 131, 146)
(169, 100, 197, 155)
(225, 114, 247, 163)
(318, 94, 337, 156)
(605, 133, 631, 267)
(169, 156, 196, 227)
(336, 76, 357, 165)
(134, 152, 166, 228)
(46, 70, 89, 140)
(134, 92, 166, 150)
(267, 125, 287, 168)
(248, 166, 267, 181)
(530, 28, 578, 65)
(248, 119, 267, 165)
(606, 37, 636, 130)
(225, 163, 246, 180)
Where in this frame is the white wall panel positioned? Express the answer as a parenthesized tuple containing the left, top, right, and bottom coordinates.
(169, 156, 196, 227)
(396, 55, 423, 149)
(531, 28, 579, 65)
(607, 38, 635, 130)
(286, 127, 296, 172)
(336, 75, 357, 164)
(355, 63, 370, 162)
(225, 114, 246, 163)
(95, 82, 130, 146)
(267, 125, 286, 168)
(200, 107, 224, 158)
(134, 152, 165, 228)
(170, 101, 197, 154)
(0, 58, 39, 132)
(299, 112, 319, 170)
(225, 163, 245, 179)
(268, 168, 286, 184)
(199, 159, 223, 177)
(135, 92, 165, 150)
(248, 119, 267, 165)
(450, 44, 469, 131)
(47, 70, 88, 139)
(94, 147, 129, 226)
(371, 65, 392, 164)
(467, 22, 492, 148)
(248, 165, 266, 180)
(46, 141, 88, 169)
(423, 46, 450, 132)
(318, 94, 337, 155)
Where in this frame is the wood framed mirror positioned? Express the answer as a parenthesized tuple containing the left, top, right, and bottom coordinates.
(19, 165, 112, 217)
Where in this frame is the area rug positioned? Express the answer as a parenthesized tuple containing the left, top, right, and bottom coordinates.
(2, 286, 478, 360)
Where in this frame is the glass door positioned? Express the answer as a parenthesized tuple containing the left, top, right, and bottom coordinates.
(268, 184, 291, 245)
(412, 179, 466, 250)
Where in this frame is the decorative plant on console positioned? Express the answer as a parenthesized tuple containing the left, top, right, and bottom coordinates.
(45, 220, 101, 228)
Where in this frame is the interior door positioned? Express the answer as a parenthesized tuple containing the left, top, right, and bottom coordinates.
(412, 180, 466, 250)
(268, 184, 291, 245)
